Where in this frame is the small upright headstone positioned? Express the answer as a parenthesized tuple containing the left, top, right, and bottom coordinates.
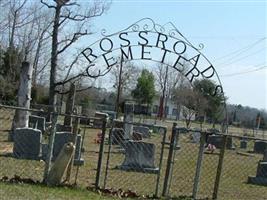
(29, 115, 46, 133)
(73, 134, 84, 166)
(253, 140, 267, 154)
(13, 128, 42, 160)
(133, 126, 151, 138)
(192, 132, 201, 143)
(240, 140, 247, 149)
(124, 101, 134, 140)
(52, 132, 76, 160)
(248, 150, 267, 186)
(117, 141, 158, 173)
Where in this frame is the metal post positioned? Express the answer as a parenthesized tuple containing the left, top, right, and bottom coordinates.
(192, 131, 206, 199)
(103, 126, 113, 188)
(212, 135, 227, 200)
(95, 115, 107, 189)
(43, 112, 58, 183)
(155, 127, 167, 197)
(162, 123, 177, 196)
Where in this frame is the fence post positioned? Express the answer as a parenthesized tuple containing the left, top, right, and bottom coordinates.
(95, 115, 107, 189)
(162, 123, 177, 197)
(155, 127, 167, 197)
(212, 135, 227, 200)
(192, 131, 206, 199)
(43, 112, 58, 183)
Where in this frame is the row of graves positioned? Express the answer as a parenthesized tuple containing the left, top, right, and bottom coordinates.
(3, 102, 266, 196)
(11, 114, 84, 166)
(190, 129, 267, 186)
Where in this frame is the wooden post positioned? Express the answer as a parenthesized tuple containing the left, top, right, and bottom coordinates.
(212, 135, 227, 200)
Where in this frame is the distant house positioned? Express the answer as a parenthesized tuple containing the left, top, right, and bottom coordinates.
(150, 98, 196, 121)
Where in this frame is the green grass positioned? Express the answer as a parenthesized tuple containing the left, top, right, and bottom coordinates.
(0, 182, 115, 200)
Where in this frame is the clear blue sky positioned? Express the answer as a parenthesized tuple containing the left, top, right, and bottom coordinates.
(87, 0, 266, 110)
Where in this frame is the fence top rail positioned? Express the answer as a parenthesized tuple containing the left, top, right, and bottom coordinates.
(173, 126, 267, 142)
(113, 119, 167, 132)
(0, 104, 103, 121)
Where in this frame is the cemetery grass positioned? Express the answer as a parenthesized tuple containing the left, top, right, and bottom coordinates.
(0, 111, 267, 200)
(0, 182, 116, 200)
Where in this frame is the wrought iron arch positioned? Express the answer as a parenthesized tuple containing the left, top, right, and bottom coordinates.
(79, 18, 228, 130)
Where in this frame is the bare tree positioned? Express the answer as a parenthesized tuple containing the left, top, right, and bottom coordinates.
(173, 87, 207, 128)
(155, 63, 185, 119)
(41, 0, 110, 112)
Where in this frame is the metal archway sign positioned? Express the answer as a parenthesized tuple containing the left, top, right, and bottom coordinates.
(79, 18, 227, 124)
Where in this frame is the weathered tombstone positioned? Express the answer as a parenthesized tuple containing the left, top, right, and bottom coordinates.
(192, 132, 201, 143)
(64, 83, 76, 126)
(93, 112, 108, 128)
(248, 150, 267, 186)
(46, 142, 75, 186)
(124, 101, 134, 140)
(9, 62, 33, 141)
(253, 140, 267, 154)
(117, 141, 158, 173)
(132, 132, 142, 141)
(133, 126, 151, 138)
(52, 132, 76, 161)
(29, 115, 46, 133)
(240, 140, 247, 149)
(111, 128, 125, 145)
(113, 119, 124, 128)
(73, 134, 84, 166)
(13, 128, 42, 160)
(207, 135, 235, 150)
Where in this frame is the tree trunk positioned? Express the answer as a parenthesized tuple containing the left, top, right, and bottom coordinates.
(49, 5, 61, 113)
(10, 61, 33, 141)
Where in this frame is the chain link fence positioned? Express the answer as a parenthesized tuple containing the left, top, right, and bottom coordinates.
(1, 103, 267, 199)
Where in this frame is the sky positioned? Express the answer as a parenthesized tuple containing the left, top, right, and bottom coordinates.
(83, 0, 267, 110)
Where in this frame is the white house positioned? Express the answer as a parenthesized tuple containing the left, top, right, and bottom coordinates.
(150, 98, 196, 121)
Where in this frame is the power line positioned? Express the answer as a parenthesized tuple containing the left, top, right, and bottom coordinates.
(214, 37, 266, 62)
(220, 65, 267, 77)
(216, 47, 266, 67)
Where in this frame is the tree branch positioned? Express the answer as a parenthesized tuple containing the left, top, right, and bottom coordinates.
(40, 0, 56, 9)
(57, 31, 89, 54)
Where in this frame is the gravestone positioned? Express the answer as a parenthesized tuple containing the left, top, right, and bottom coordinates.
(132, 132, 142, 141)
(52, 132, 76, 161)
(124, 101, 134, 140)
(207, 135, 235, 150)
(93, 112, 108, 128)
(73, 134, 84, 166)
(13, 128, 42, 160)
(240, 140, 247, 149)
(248, 150, 267, 186)
(192, 132, 201, 143)
(113, 119, 124, 129)
(29, 115, 46, 133)
(253, 140, 267, 154)
(117, 141, 158, 173)
(133, 126, 151, 138)
(111, 128, 125, 145)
